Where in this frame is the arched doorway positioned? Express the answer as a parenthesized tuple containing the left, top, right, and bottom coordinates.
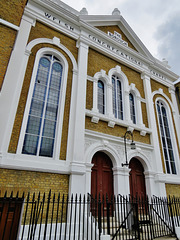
(129, 158, 146, 199)
(91, 152, 114, 199)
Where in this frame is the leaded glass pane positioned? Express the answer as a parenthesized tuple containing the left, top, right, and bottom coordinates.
(33, 84, 46, 101)
(157, 101, 176, 174)
(30, 99, 44, 117)
(165, 160, 170, 174)
(42, 119, 56, 138)
(129, 93, 136, 124)
(45, 103, 58, 121)
(26, 116, 41, 135)
(112, 75, 123, 120)
(22, 134, 39, 155)
(36, 58, 50, 85)
(22, 55, 63, 158)
(98, 80, 105, 114)
(39, 137, 54, 157)
(48, 88, 59, 105)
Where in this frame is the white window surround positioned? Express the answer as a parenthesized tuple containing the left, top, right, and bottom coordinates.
(91, 70, 113, 122)
(17, 47, 69, 161)
(109, 66, 129, 122)
(129, 83, 145, 128)
(90, 65, 147, 134)
(155, 96, 180, 175)
(129, 92, 136, 124)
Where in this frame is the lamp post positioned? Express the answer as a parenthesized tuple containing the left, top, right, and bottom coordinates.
(122, 130, 136, 167)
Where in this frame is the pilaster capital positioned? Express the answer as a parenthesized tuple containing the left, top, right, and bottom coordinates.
(70, 162, 86, 175)
(76, 38, 89, 50)
(168, 86, 176, 95)
(22, 12, 36, 26)
(141, 72, 151, 81)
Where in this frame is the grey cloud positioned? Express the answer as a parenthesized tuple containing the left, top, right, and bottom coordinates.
(155, 13, 180, 75)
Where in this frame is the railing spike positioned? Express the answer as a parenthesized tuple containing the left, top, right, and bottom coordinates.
(4, 190, 7, 198)
(16, 191, 19, 198)
(10, 191, 13, 198)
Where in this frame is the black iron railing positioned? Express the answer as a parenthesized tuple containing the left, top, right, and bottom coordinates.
(0, 191, 180, 240)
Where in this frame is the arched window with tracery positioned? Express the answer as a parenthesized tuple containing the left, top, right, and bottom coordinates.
(129, 93, 136, 124)
(112, 75, 123, 120)
(156, 100, 177, 174)
(22, 54, 63, 157)
(98, 80, 105, 114)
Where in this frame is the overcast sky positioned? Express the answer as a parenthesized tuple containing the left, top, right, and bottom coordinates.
(63, 0, 180, 78)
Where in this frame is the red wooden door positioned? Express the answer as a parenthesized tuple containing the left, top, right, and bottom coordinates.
(0, 199, 23, 240)
(91, 152, 113, 200)
(129, 158, 146, 199)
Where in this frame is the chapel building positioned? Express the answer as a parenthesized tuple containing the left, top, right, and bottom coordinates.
(0, 0, 180, 199)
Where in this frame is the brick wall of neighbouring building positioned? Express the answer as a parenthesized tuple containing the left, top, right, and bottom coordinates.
(0, 0, 27, 90)
(0, 169, 69, 198)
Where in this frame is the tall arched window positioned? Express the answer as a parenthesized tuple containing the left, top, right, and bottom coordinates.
(129, 93, 136, 124)
(22, 54, 63, 157)
(112, 75, 123, 119)
(98, 80, 105, 114)
(156, 101, 176, 174)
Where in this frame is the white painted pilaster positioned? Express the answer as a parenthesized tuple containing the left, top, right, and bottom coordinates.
(113, 166, 130, 196)
(0, 14, 36, 154)
(67, 39, 89, 195)
(144, 171, 157, 197)
(92, 79, 99, 113)
(85, 163, 94, 194)
(106, 83, 114, 118)
(141, 73, 164, 174)
(169, 87, 180, 149)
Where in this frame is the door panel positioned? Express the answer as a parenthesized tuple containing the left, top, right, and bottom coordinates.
(129, 158, 146, 199)
(0, 199, 23, 240)
(91, 152, 113, 199)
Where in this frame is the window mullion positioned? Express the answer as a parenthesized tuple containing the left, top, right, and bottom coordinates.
(37, 57, 53, 156)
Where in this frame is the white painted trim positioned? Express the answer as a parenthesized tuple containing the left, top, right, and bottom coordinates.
(26, 37, 77, 70)
(129, 83, 145, 127)
(0, 152, 70, 174)
(0, 18, 19, 31)
(152, 88, 175, 112)
(108, 66, 131, 122)
(92, 70, 109, 115)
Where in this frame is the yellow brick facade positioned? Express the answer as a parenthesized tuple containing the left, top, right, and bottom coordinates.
(0, 25, 17, 90)
(166, 184, 180, 197)
(85, 117, 151, 144)
(86, 80, 93, 110)
(0, 0, 27, 90)
(8, 21, 78, 160)
(0, 168, 69, 197)
(0, 0, 27, 26)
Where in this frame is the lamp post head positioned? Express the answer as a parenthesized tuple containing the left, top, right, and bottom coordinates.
(130, 141, 136, 150)
(122, 130, 136, 167)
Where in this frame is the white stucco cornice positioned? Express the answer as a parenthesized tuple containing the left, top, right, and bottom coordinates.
(150, 62, 179, 82)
